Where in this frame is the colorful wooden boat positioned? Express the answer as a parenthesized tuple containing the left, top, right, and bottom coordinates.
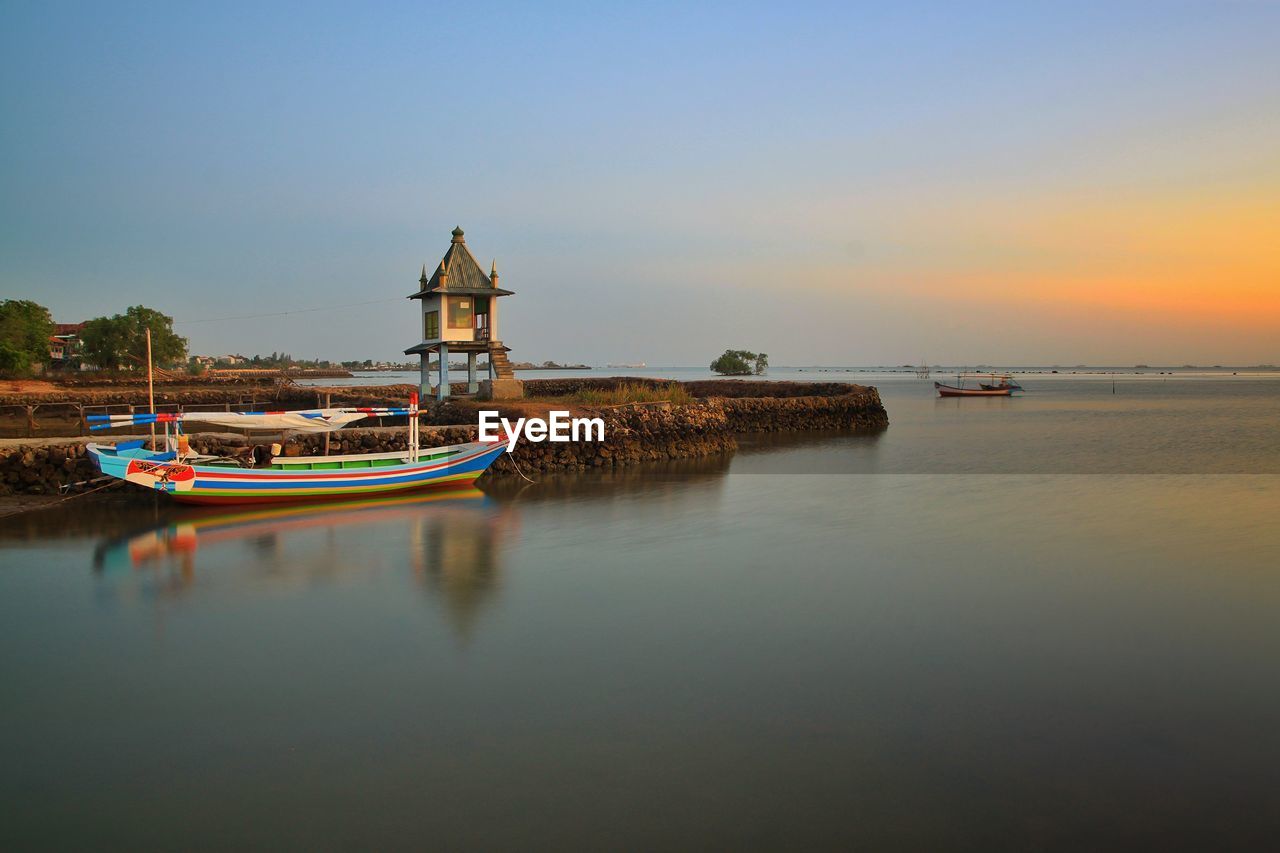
(87, 439, 506, 505)
(85, 395, 508, 505)
(934, 382, 1012, 397)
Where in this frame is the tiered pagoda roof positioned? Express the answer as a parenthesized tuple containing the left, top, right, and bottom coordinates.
(408, 226, 513, 299)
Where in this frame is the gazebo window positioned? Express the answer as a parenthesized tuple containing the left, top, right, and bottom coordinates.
(447, 297, 472, 329)
(424, 310, 439, 340)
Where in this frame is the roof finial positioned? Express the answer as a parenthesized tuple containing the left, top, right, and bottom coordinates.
(451, 225, 465, 243)
(420, 263, 428, 283)
(491, 258, 497, 274)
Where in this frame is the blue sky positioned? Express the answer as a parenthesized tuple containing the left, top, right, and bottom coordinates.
(2, 1, 1278, 365)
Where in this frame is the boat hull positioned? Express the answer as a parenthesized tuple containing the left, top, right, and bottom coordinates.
(934, 382, 1012, 397)
(88, 441, 508, 505)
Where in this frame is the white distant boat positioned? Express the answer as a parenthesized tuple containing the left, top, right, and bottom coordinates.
(606, 362, 646, 368)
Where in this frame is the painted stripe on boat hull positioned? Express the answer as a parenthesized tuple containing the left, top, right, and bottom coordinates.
(169, 472, 486, 505)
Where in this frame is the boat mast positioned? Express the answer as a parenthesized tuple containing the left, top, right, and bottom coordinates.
(323, 392, 332, 456)
(146, 327, 156, 451)
(409, 391, 419, 461)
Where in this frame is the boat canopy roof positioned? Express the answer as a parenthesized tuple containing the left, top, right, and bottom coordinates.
(183, 411, 371, 432)
(88, 406, 417, 434)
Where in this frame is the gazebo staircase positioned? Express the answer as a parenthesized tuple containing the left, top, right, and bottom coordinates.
(487, 342, 515, 379)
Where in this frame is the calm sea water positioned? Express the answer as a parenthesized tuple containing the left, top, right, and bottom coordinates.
(2, 375, 1279, 848)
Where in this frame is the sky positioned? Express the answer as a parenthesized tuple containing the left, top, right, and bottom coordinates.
(1, 1, 1278, 366)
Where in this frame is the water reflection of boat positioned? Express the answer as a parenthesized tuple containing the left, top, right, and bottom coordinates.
(101, 487, 492, 572)
(93, 485, 520, 637)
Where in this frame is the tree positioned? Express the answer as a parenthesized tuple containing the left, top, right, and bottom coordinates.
(79, 316, 130, 369)
(79, 306, 187, 370)
(0, 341, 30, 375)
(121, 305, 187, 367)
(0, 299, 55, 375)
(711, 349, 768, 376)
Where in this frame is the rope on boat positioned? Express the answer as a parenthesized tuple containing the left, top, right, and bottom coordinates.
(0, 478, 124, 518)
(504, 450, 537, 484)
(60, 475, 115, 492)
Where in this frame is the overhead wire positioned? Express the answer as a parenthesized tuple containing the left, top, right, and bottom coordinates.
(174, 297, 401, 325)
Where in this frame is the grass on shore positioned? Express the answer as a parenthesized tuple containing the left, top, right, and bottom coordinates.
(571, 381, 691, 406)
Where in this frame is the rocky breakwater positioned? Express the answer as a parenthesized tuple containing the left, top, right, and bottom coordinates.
(504, 400, 735, 473)
(0, 441, 99, 497)
(720, 386, 887, 432)
(520, 377, 889, 433)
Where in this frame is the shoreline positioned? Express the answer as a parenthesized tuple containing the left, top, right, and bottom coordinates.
(0, 379, 887, 504)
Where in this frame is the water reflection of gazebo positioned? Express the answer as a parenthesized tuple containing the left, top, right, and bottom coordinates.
(410, 507, 518, 641)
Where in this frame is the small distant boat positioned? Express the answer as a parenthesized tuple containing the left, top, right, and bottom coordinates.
(934, 371, 1024, 397)
(934, 382, 1012, 397)
(978, 373, 1023, 392)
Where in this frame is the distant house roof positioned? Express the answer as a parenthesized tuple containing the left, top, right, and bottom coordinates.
(54, 322, 84, 336)
(408, 227, 514, 299)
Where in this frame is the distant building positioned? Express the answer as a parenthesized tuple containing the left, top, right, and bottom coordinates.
(404, 226, 515, 400)
(49, 322, 85, 368)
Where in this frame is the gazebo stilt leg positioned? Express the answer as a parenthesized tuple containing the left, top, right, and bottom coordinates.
(438, 343, 450, 401)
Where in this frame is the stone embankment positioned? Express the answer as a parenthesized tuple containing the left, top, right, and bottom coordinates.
(0, 380, 887, 496)
(0, 442, 99, 498)
(720, 390, 885, 432)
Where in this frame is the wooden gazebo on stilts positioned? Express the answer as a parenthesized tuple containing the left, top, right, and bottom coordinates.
(404, 226, 515, 401)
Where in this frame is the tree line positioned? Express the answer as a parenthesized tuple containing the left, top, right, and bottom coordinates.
(1, 298, 414, 378)
(0, 299, 187, 376)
